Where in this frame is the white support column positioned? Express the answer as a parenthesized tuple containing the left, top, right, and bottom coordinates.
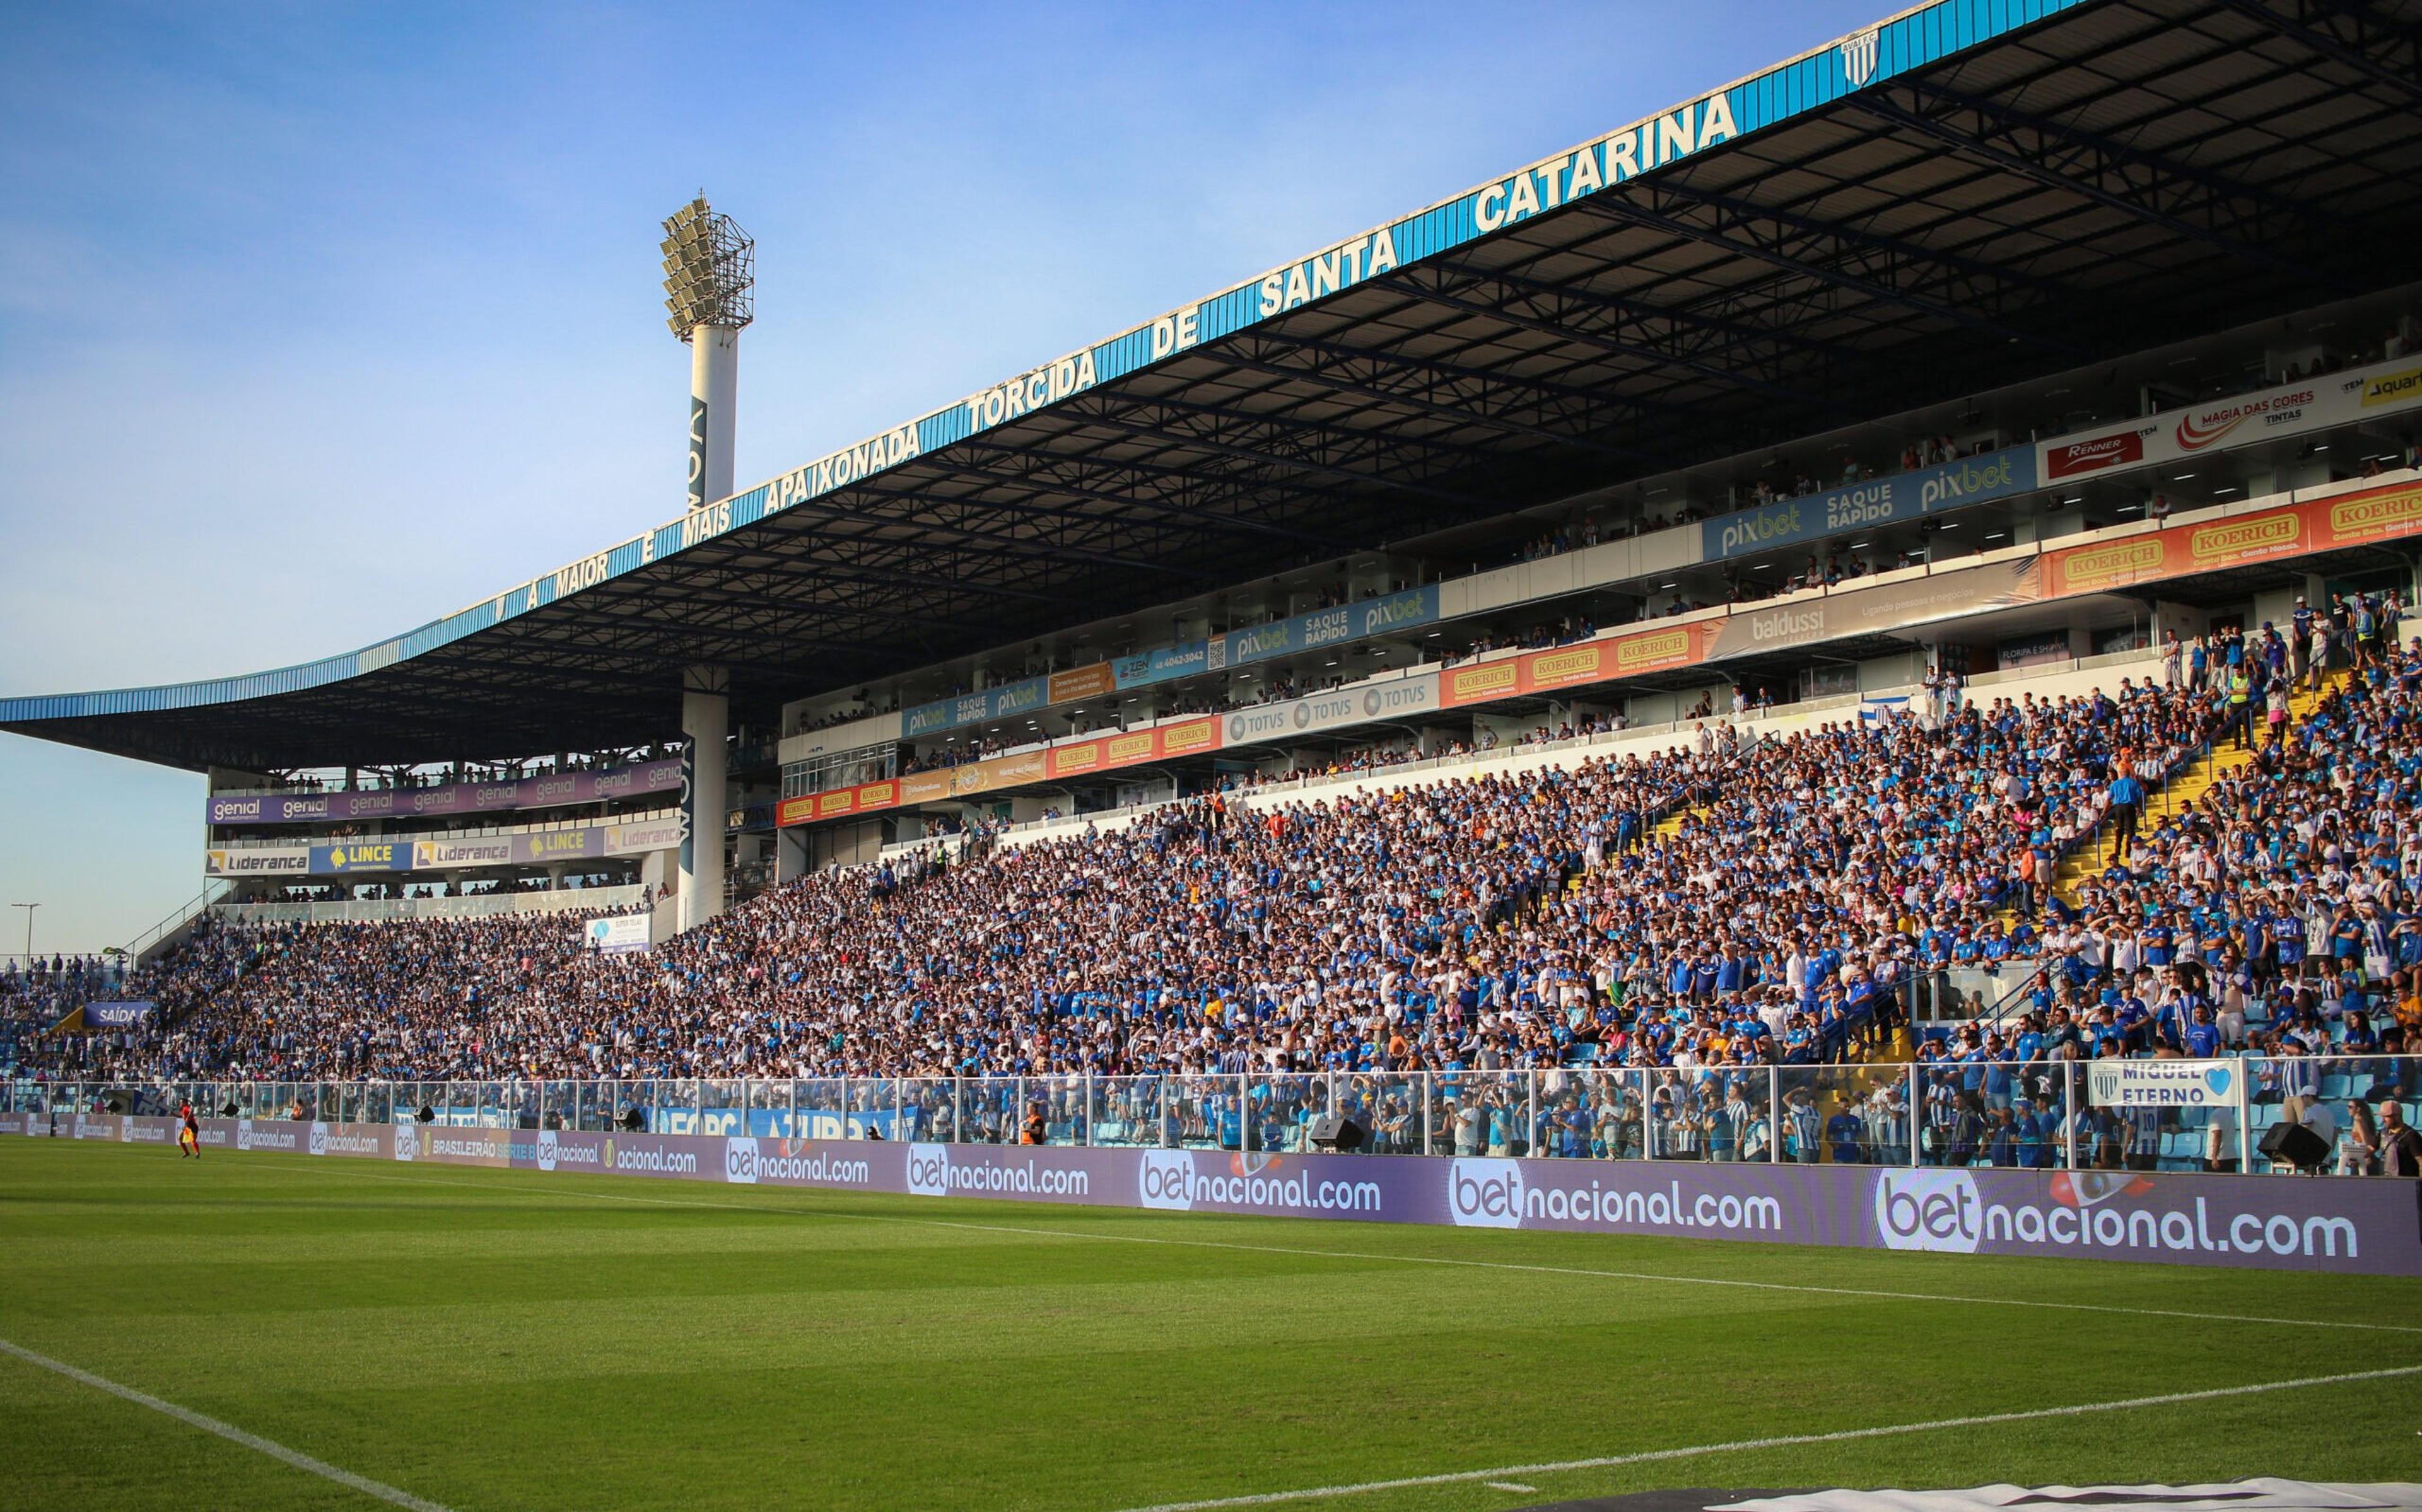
(687, 324, 740, 511)
(680, 666, 729, 933)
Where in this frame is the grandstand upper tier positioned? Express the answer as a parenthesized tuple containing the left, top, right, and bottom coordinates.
(8, 0, 2422, 777)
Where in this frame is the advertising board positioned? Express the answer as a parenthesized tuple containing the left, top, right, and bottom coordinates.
(209, 759, 682, 827)
(18, 1116, 2413, 1277)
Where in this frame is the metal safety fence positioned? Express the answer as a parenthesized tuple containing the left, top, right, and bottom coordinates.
(9, 1054, 2417, 1180)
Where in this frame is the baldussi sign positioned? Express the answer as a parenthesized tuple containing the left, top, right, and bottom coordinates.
(3, 1114, 2413, 1276)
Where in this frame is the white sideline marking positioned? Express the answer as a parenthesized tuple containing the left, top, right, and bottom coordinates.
(1101, 1365, 2422, 1512)
(0, 1336, 453, 1512)
(226, 1156, 2422, 1339)
(1483, 1483, 1538, 1493)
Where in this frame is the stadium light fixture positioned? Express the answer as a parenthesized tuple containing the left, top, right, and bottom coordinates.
(660, 197, 754, 340)
(9, 902, 34, 959)
(662, 194, 755, 513)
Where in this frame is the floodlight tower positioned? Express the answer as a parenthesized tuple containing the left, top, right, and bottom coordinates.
(660, 195, 754, 511)
(659, 196, 753, 934)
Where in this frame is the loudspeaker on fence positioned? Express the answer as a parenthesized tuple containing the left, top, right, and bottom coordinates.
(2258, 1120, 2331, 1171)
(1308, 1114, 1366, 1152)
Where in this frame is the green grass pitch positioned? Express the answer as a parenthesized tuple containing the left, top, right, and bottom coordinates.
(0, 1139, 2415, 1512)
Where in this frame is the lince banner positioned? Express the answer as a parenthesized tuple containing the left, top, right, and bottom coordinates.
(208, 759, 683, 827)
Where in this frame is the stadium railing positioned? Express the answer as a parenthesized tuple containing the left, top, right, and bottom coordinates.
(11, 1054, 2415, 1178)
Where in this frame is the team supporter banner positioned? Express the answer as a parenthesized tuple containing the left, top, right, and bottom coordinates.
(13, 1115, 2413, 1276)
(1701, 446, 2037, 562)
(1707, 559, 2040, 660)
(2088, 1059, 2240, 1108)
(208, 759, 682, 828)
(585, 916, 650, 953)
(2036, 352, 2422, 485)
(80, 1001, 155, 1029)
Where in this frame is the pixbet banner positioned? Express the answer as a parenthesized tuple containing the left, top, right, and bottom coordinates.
(1701, 446, 2037, 563)
(1208, 586, 1442, 672)
(13, 1115, 2415, 1276)
(208, 759, 682, 828)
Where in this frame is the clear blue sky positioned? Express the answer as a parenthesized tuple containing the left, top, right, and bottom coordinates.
(0, 0, 1886, 955)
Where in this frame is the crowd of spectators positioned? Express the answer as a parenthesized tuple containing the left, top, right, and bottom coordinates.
(25, 629, 2422, 1175)
(14, 664, 2224, 1085)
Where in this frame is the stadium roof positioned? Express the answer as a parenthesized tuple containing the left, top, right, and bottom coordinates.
(11, 0, 2422, 772)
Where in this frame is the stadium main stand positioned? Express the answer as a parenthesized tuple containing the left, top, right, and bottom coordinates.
(8, 2, 2422, 1185)
(21, 608, 2422, 1177)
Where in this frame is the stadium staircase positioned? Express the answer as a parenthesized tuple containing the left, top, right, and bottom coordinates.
(2046, 673, 2339, 907)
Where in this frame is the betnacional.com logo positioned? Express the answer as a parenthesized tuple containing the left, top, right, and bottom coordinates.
(1138, 1149, 1195, 1211)
(906, 1143, 951, 1197)
(1873, 1168, 1982, 1253)
(537, 1129, 558, 1173)
(1448, 1158, 1526, 1229)
(393, 1122, 418, 1163)
(723, 1135, 758, 1185)
(308, 1121, 329, 1156)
